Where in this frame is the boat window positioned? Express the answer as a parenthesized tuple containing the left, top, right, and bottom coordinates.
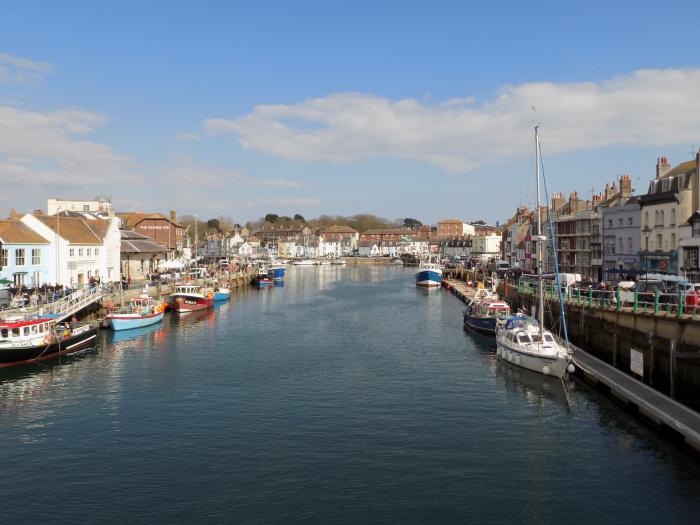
(23, 327, 29, 336)
(0, 328, 7, 338)
(531, 334, 541, 342)
(517, 335, 531, 343)
(31, 325, 38, 334)
(544, 334, 554, 342)
(40, 323, 45, 333)
(12, 328, 20, 337)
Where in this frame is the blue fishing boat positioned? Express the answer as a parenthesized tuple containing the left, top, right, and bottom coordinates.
(267, 264, 286, 280)
(463, 297, 512, 334)
(213, 285, 230, 301)
(106, 296, 166, 331)
(415, 259, 443, 288)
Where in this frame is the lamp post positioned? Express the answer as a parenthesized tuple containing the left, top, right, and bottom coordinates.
(642, 225, 651, 286)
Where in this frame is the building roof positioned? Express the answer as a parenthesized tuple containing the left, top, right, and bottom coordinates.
(34, 215, 107, 245)
(120, 230, 170, 253)
(319, 225, 358, 234)
(361, 228, 415, 235)
(661, 159, 697, 179)
(0, 220, 49, 244)
(437, 219, 465, 224)
(117, 212, 182, 229)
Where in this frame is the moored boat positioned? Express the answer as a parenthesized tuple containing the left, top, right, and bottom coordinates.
(254, 274, 273, 287)
(0, 315, 98, 367)
(267, 264, 286, 280)
(169, 284, 214, 313)
(106, 296, 166, 331)
(293, 259, 315, 266)
(415, 258, 443, 287)
(463, 297, 513, 334)
(213, 286, 231, 301)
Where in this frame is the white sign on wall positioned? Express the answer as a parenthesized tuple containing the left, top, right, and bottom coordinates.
(630, 348, 644, 377)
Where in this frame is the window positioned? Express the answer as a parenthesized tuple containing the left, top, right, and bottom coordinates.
(95, 248, 99, 256)
(608, 219, 613, 228)
(693, 222, 700, 237)
(618, 238, 623, 253)
(656, 234, 663, 250)
(628, 238, 633, 254)
(87, 248, 92, 256)
(15, 248, 25, 266)
(671, 209, 676, 226)
(32, 249, 40, 265)
(83, 204, 89, 211)
(671, 233, 676, 250)
(618, 218, 623, 227)
(69, 248, 75, 257)
(655, 211, 659, 226)
(645, 212, 649, 226)
(628, 217, 633, 226)
(660, 210, 665, 226)
(685, 248, 699, 270)
(78, 248, 83, 256)
(0, 249, 7, 267)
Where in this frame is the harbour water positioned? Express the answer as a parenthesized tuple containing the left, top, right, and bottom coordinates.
(1, 266, 699, 523)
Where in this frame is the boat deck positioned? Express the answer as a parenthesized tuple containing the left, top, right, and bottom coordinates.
(442, 277, 700, 452)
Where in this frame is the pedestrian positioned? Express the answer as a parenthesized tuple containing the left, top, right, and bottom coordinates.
(70, 316, 78, 329)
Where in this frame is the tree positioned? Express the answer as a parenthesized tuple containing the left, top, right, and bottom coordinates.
(207, 218, 221, 232)
(402, 217, 422, 229)
(264, 213, 279, 223)
(293, 213, 306, 223)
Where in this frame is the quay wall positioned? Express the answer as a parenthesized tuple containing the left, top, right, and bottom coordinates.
(446, 267, 700, 407)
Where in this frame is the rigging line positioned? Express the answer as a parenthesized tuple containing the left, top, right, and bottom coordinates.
(537, 134, 570, 348)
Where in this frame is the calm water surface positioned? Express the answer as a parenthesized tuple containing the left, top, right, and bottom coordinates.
(1, 266, 699, 523)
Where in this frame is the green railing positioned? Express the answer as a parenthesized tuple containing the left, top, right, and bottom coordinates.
(515, 279, 698, 319)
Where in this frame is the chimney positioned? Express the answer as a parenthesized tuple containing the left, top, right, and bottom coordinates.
(605, 182, 617, 199)
(656, 156, 671, 179)
(34, 209, 43, 216)
(9, 208, 19, 219)
(170, 209, 177, 223)
(551, 192, 565, 212)
(620, 174, 632, 198)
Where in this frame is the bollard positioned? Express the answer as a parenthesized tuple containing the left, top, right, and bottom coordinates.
(588, 288, 593, 308)
(616, 289, 621, 311)
(678, 291, 684, 318)
(654, 290, 660, 315)
(633, 290, 638, 313)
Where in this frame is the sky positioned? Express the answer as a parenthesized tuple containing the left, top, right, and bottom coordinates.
(1, 0, 699, 225)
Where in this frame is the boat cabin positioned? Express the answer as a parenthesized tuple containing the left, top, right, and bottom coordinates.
(0, 316, 57, 347)
(173, 285, 201, 294)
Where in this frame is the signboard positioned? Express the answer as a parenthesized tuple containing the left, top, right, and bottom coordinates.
(630, 348, 644, 377)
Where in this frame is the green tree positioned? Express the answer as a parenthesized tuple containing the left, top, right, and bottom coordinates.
(264, 213, 279, 223)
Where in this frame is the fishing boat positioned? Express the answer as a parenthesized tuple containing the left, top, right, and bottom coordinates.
(169, 284, 214, 313)
(495, 126, 573, 378)
(415, 257, 443, 287)
(106, 296, 166, 331)
(253, 274, 273, 287)
(0, 315, 98, 367)
(267, 264, 286, 280)
(213, 285, 230, 301)
(463, 297, 513, 334)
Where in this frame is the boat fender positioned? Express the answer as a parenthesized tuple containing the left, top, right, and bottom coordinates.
(566, 363, 575, 374)
(542, 365, 551, 376)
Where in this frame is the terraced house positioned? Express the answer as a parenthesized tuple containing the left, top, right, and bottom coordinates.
(0, 220, 51, 287)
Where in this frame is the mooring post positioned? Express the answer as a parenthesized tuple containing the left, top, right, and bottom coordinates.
(670, 339, 677, 399)
(612, 331, 619, 367)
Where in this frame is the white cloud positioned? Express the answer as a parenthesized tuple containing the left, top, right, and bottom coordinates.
(249, 178, 303, 188)
(0, 105, 134, 207)
(205, 67, 700, 172)
(0, 51, 53, 85)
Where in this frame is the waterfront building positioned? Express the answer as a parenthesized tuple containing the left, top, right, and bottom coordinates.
(21, 211, 121, 286)
(120, 230, 171, 281)
(118, 211, 185, 252)
(638, 154, 700, 276)
(472, 233, 502, 261)
(600, 175, 640, 279)
(317, 226, 359, 256)
(436, 219, 475, 240)
(679, 211, 700, 282)
(0, 219, 51, 287)
(550, 192, 599, 280)
(441, 239, 471, 259)
(48, 197, 112, 216)
(501, 207, 530, 270)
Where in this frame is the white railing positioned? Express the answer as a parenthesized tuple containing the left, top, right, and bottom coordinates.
(0, 286, 102, 322)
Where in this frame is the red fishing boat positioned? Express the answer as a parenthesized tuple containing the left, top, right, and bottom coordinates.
(169, 284, 214, 313)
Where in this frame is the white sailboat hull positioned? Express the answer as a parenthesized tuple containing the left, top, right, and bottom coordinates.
(496, 337, 570, 378)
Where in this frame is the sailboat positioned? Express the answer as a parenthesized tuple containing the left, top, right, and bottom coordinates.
(495, 126, 574, 378)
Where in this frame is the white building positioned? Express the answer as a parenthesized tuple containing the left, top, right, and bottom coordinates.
(48, 197, 113, 216)
(21, 211, 121, 286)
(472, 233, 502, 258)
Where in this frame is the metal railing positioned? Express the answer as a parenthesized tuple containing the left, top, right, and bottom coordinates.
(515, 279, 699, 319)
(0, 286, 103, 322)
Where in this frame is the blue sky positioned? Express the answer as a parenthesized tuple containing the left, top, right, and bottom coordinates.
(1, 1, 699, 224)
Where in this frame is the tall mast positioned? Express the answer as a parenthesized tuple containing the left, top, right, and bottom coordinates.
(535, 125, 544, 340)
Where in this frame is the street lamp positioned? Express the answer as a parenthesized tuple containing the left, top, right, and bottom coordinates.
(642, 225, 651, 286)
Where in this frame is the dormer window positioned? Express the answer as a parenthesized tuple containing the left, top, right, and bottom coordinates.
(662, 177, 673, 192)
(693, 221, 700, 237)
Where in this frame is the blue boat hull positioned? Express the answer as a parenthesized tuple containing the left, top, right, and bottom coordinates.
(267, 267, 285, 280)
(463, 313, 498, 334)
(109, 311, 164, 331)
(415, 269, 442, 287)
(214, 292, 230, 301)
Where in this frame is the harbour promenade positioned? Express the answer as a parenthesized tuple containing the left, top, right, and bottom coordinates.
(444, 275, 700, 453)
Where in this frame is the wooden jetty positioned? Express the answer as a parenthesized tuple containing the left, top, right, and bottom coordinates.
(443, 277, 700, 453)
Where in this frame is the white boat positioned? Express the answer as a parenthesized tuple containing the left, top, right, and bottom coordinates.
(415, 257, 443, 287)
(495, 126, 573, 378)
(293, 259, 316, 266)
